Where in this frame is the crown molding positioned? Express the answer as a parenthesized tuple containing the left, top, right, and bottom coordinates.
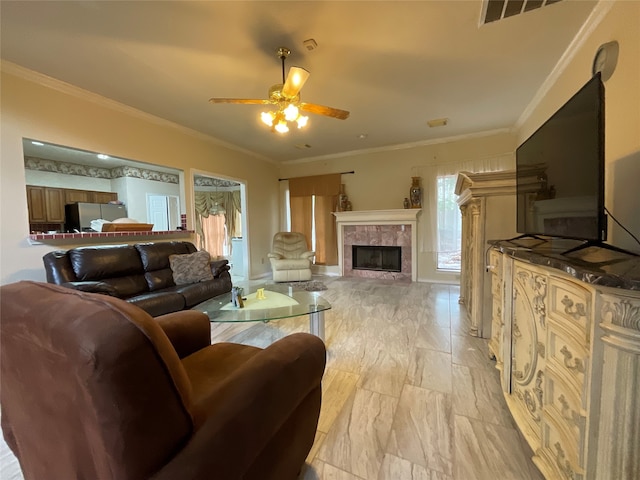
(282, 127, 514, 166)
(1, 60, 274, 164)
(515, 0, 615, 132)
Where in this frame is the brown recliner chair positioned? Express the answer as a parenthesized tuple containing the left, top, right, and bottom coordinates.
(0, 281, 326, 480)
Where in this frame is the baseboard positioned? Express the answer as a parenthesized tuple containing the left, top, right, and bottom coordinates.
(312, 265, 340, 276)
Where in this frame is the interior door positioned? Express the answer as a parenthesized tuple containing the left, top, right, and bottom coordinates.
(148, 195, 180, 231)
(148, 195, 169, 231)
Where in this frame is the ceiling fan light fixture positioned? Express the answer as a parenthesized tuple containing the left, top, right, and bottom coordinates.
(261, 111, 275, 126)
(262, 100, 308, 133)
(283, 103, 299, 121)
(296, 115, 309, 128)
(282, 67, 310, 98)
(210, 46, 349, 133)
(275, 120, 289, 134)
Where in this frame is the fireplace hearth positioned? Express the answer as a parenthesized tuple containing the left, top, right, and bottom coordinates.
(352, 245, 402, 272)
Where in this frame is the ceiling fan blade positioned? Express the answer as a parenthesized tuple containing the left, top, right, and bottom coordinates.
(209, 98, 271, 105)
(299, 102, 350, 120)
(282, 67, 310, 98)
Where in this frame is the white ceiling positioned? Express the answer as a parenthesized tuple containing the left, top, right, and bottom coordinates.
(1, 1, 598, 164)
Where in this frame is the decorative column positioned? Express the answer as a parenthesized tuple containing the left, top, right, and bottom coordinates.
(455, 169, 517, 339)
(595, 290, 640, 479)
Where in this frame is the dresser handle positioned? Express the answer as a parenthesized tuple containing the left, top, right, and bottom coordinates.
(560, 346, 585, 373)
(558, 394, 582, 428)
(561, 295, 587, 319)
(554, 442, 576, 480)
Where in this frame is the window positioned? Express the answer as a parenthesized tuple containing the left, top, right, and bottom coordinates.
(436, 175, 461, 271)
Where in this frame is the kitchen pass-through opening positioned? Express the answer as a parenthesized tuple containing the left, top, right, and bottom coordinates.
(352, 245, 402, 272)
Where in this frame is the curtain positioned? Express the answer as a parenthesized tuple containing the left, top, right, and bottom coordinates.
(418, 153, 515, 256)
(314, 195, 338, 265)
(194, 190, 242, 253)
(289, 174, 341, 265)
(290, 196, 313, 250)
(199, 214, 226, 258)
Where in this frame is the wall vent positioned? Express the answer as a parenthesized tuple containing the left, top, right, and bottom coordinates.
(480, 0, 562, 25)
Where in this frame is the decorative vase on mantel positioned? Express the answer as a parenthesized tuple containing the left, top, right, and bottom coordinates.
(337, 184, 350, 212)
(409, 176, 422, 208)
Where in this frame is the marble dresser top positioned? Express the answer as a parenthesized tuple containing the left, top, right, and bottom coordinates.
(489, 238, 640, 291)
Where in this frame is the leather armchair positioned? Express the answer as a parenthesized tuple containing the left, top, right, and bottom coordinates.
(268, 232, 315, 282)
(0, 281, 326, 480)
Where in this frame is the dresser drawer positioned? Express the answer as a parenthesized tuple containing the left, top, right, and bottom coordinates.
(547, 324, 588, 398)
(544, 366, 586, 451)
(548, 276, 592, 342)
(541, 412, 585, 480)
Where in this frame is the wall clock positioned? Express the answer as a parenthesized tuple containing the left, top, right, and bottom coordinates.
(592, 41, 619, 81)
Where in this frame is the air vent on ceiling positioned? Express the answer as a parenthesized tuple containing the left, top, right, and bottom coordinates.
(481, 0, 562, 25)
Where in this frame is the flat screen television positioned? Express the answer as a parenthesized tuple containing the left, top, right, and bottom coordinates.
(516, 73, 605, 242)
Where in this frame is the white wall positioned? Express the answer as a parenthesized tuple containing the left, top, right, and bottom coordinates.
(25, 170, 113, 191)
(121, 177, 181, 223)
(0, 67, 280, 284)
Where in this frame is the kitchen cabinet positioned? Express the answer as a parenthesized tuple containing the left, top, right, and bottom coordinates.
(45, 188, 65, 222)
(28, 186, 119, 226)
(64, 189, 92, 204)
(92, 191, 118, 204)
(27, 186, 64, 223)
(491, 246, 640, 479)
(27, 186, 46, 223)
(64, 188, 117, 204)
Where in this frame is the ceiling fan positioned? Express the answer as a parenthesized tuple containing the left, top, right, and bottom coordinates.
(209, 47, 350, 133)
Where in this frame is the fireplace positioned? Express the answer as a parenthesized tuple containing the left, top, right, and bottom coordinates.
(352, 245, 401, 272)
(334, 209, 421, 282)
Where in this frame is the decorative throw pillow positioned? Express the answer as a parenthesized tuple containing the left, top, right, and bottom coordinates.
(169, 250, 214, 285)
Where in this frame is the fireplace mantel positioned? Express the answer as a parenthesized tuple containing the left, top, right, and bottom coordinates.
(333, 209, 421, 224)
(334, 209, 421, 281)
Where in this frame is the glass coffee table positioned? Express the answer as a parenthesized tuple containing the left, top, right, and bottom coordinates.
(192, 283, 331, 340)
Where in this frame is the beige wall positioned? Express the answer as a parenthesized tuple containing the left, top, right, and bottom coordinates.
(0, 69, 280, 284)
(279, 131, 518, 282)
(518, 1, 640, 252)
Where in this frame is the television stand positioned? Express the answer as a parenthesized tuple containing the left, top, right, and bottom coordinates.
(562, 240, 639, 256)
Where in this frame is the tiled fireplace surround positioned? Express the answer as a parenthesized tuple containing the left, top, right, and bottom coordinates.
(334, 209, 421, 282)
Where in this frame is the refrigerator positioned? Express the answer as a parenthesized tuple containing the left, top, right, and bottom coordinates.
(65, 203, 128, 232)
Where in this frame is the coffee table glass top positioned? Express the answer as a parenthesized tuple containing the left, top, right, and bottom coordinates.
(193, 282, 331, 323)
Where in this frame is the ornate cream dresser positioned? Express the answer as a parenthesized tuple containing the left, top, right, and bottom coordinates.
(489, 241, 640, 479)
(455, 170, 517, 338)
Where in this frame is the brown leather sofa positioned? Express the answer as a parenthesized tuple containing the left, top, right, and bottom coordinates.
(1, 281, 326, 480)
(43, 241, 232, 317)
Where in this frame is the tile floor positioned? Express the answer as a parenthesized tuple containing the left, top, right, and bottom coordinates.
(211, 277, 544, 480)
(0, 277, 545, 480)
